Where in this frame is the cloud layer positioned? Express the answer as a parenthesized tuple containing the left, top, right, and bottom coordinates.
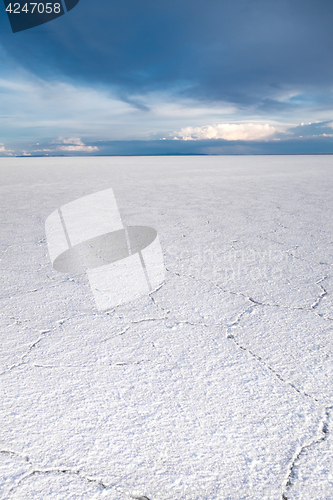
(174, 124, 276, 141)
(0, 0, 333, 153)
(55, 138, 98, 152)
(2, 0, 333, 107)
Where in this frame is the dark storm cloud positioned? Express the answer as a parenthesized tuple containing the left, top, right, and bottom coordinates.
(256, 98, 297, 114)
(1, 0, 333, 108)
(285, 120, 333, 138)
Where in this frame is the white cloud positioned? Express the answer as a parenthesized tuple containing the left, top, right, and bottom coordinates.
(0, 64, 282, 147)
(0, 72, 244, 143)
(58, 137, 85, 145)
(0, 143, 13, 155)
(173, 123, 277, 141)
(31, 137, 98, 154)
(55, 137, 98, 152)
(0, 59, 320, 151)
(59, 145, 99, 152)
(0, 72, 136, 143)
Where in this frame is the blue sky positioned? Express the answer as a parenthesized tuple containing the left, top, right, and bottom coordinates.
(1, 0, 333, 155)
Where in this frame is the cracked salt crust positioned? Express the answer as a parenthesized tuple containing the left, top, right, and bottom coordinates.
(1, 155, 333, 499)
(282, 407, 333, 500)
(228, 306, 333, 405)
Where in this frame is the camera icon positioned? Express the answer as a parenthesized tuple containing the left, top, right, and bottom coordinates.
(45, 188, 165, 311)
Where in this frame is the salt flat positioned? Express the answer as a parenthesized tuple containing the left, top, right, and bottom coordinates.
(1, 155, 333, 499)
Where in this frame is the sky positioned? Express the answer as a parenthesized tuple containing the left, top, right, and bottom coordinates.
(1, 0, 333, 155)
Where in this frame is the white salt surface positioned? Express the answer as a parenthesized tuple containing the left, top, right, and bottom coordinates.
(1, 155, 333, 499)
